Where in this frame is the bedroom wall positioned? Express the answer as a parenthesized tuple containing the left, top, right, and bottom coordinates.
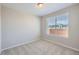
(41, 4, 79, 50)
(0, 4, 1, 53)
(2, 5, 40, 49)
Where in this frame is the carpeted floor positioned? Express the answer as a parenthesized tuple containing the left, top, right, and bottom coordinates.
(1, 39, 79, 55)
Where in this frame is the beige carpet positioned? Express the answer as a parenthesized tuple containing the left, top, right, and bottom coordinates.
(1, 40, 79, 55)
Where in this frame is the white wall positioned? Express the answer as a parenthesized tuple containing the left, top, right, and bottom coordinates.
(41, 4, 79, 50)
(0, 4, 1, 53)
(2, 5, 40, 49)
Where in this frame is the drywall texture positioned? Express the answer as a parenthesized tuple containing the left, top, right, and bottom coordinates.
(2, 6, 40, 49)
(41, 4, 79, 50)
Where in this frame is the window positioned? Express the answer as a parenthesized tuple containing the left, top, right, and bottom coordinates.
(47, 13, 69, 38)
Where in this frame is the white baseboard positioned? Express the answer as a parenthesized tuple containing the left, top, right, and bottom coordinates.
(1, 38, 40, 52)
(43, 39, 79, 52)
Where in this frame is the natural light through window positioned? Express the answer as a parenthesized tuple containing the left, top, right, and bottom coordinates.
(47, 13, 69, 38)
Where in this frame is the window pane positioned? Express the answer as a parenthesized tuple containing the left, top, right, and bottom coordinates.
(47, 13, 69, 38)
(48, 17, 55, 29)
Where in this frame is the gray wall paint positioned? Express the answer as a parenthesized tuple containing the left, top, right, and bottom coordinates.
(2, 6, 40, 49)
(0, 4, 1, 53)
(41, 4, 79, 50)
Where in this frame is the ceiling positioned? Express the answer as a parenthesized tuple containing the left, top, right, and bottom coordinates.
(3, 3, 74, 16)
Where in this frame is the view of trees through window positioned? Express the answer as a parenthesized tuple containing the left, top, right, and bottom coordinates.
(47, 13, 68, 38)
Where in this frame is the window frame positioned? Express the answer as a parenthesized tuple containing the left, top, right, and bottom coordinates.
(46, 13, 69, 38)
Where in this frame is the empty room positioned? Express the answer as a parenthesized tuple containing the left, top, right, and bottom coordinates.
(0, 3, 79, 55)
